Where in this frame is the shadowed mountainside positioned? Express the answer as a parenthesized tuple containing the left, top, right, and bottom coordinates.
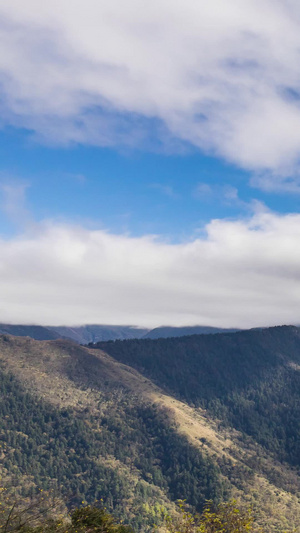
(93, 326, 300, 467)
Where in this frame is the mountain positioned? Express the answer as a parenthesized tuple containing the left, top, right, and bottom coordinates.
(0, 324, 238, 344)
(1, 328, 300, 531)
(0, 335, 224, 530)
(0, 324, 149, 343)
(143, 326, 239, 339)
(0, 323, 62, 340)
(48, 325, 150, 344)
(93, 326, 300, 468)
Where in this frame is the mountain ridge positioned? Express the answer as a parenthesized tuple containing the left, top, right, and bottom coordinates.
(0, 323, 239, 344)
(143, 325, 239, 339)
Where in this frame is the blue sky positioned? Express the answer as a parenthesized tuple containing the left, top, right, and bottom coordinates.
(1, 0, 300, 328)
(1, 127, 299, 241)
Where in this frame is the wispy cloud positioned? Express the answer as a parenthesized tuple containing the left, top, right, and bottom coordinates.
(0, 181, 33, 229)
(64, 173, 87, 186)
(251, 171, 300, 194)
(149, 183, 177, 198)
(194, 182, 249, 209)
(194, 183, 214, 198)
(1, 2, 300, 188)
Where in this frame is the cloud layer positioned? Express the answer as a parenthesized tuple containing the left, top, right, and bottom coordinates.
(1, 1, 300, 181)
(1, 210, 300, 328)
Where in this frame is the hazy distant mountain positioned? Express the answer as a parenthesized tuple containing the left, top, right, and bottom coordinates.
(0, 324, 149, 343)
(0, 323, 61, 340)
(48, 325, 149, 344)
(143, 325, 239, 339)
(0, 323, 239, 343)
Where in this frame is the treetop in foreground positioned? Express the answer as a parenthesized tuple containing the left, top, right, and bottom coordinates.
(0, 497, 265, 533)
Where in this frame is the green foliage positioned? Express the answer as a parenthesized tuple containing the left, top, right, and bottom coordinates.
(0, 494, 133, 533)
(71, 506, 134, 533)
(0, 496, 260, 533)
(164, 500, 255, 533)
(0, 488, 64, 533)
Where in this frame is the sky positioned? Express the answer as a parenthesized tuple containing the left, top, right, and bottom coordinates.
(1, 0, 300, 327)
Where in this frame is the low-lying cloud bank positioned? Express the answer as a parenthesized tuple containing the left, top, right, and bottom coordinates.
(1, 1, 300, 184)
(1, 209, 300, 328)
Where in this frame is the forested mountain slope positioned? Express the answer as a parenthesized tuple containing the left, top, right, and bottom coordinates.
(0, 335, 224, 530)
(93, 326, 300, 467)
(1, 332, 300, 531)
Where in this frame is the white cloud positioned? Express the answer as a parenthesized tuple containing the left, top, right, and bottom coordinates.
(2, 1, 300, 185)
(1, 210, 300, 328)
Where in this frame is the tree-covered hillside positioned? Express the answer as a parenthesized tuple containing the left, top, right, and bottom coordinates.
(1, 332, 300, 532)
(0, 353, 224, 530)
(93, 326, 300, 468)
